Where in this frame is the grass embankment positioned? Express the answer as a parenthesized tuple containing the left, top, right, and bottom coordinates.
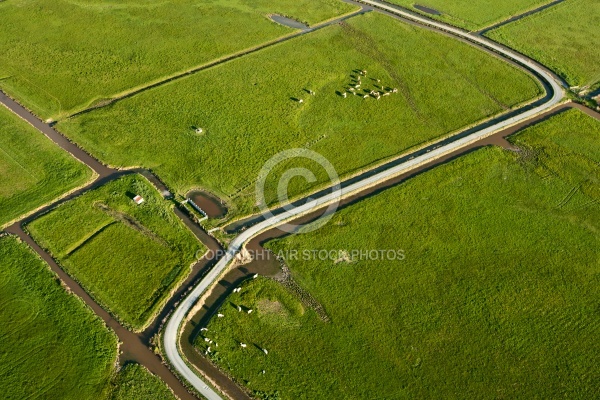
(0, 0, 356, 119)
(0, 236, 117, 399)
(387, 0, 553, 30)
(27, 174, 204, 330)
(487, 0, 600, 89)
(59, 12, 541, 220)
(201, 109, 600, 399)
(0, 105, 92, 227)
(108, 363, 177, 400)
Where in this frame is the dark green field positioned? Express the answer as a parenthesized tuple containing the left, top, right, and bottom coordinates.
(201, 109, 600, 399)
(58, 12, 541, 220)
(0, 0, 356, 119)
(27, 175, 204, 330)
(0, 105, 92, 228)
(0, 236, 117, 399)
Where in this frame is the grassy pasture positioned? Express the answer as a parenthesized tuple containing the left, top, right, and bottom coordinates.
(201, 109, 600, 399)
(487, 0, 600, 88)
(27, 174, 203, 330)
(108, 363, 177, 400)
(0, 236, 117, 399)
(0, 105, 92, 228)
(0, 0, 356, 119)
(59, 12, 541, 219)
(387, 0, 553, 30)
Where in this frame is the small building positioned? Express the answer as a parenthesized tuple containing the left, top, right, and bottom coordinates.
(133, 195, 144, 205)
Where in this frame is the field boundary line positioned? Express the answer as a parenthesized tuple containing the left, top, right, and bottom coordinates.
(476, 0, 566, 35)
(64, 6, 370, 121)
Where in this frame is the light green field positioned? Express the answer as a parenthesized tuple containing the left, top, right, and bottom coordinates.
(0, 105, 92, 228)
(27, 175, 203, 330)
(0, 236, 117, 399)
(201, 109, 600, 399)
(59, 12, 541, 219)
(388, 0, 552, 30)
(108, 363, 176, 400)
(0, 0, 356, 119)
(487, 0, 600, 88)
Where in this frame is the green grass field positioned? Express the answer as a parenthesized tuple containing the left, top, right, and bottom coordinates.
(487, 0, 600, 88)
(387, 0, 553, 30)
(108, 363, 176, 400)
(0, 0, 356, 119)
(0, 105, 92, 228)
(58, 12, 541, 219)
(27, 174, 203, 331)
(0, 235, 117, 399)
(200, 109, 600, 399)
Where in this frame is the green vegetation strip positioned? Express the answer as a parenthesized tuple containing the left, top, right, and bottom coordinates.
(27, 174, 204, 330)
(387, 0, 553, 30)
(201, 109, 600, 399)
(487, 0, 600, 88)
(0, 104, 92, 227)
(0, 236, 117, 399)
(59, 12, 541, 219)
(108, 363, 177, 400)
(0, 0, 356, 119)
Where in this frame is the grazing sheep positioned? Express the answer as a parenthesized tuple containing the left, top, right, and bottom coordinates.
(298, 99, 304, 103)
(247, 309, 253, 314)
(217, 313, 224, 318)
(237, 306, 242, 312)
(253, 273, 259, 279)
(263, 348, 269, 355)
(204, 337, 210, 342)
(200, 327, 208, 332)
(240, 343, 247, 348)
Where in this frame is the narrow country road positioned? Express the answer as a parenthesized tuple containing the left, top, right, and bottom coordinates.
(163, 1, 565, 399)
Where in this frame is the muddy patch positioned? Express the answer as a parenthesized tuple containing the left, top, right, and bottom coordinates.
(269, 14, 309, 30)
(187, 190, 227, 219)
(414, 4, 442, 15)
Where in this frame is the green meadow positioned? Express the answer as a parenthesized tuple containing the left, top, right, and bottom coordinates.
(487, 0, 600, 88)
(27, 175, 203, 331)
(0, 236, 117, 399)
(201, 109, 600, 399)
(0, 0, 356, 119)
(59, 12, 541, 219)
(0, 105, 92, 228)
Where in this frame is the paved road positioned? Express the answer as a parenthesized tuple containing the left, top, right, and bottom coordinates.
(163, 1, 565, 398)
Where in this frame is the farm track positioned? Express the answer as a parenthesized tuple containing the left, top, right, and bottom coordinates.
(3, 0, 599, 398)
(163, 1, 576, 399)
